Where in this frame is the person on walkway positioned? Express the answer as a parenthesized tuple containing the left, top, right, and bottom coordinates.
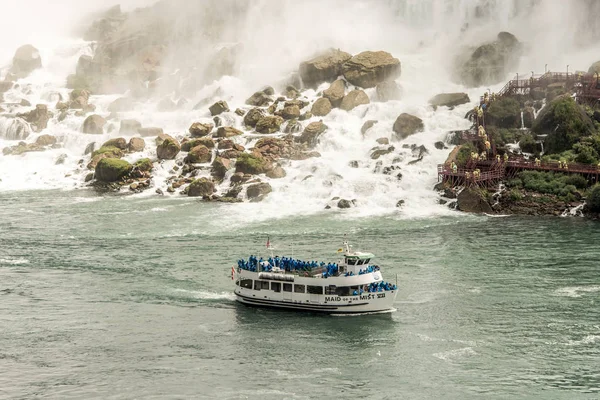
(535, 158, 541, 167)
(485, 140, 491, 151)
(503, 153, 509, 163)
(564, 161, 569, 170)
(451, 162, 458, 173)
(558, 160, 563, 169)
(478, 125, 486, 137)
(496, 155, 501, 163)
(480, 151, 487, 160)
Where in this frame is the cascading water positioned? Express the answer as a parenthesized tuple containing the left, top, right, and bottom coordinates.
(1, 0, 600, 220)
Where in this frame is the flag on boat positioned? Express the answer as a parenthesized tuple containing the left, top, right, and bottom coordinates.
(337, 248, 344, 253)
(231, 266, 235, 280)
(266, 236, 270, 249)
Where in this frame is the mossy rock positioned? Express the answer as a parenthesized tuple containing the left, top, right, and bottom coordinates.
(101, 137, 127, 150)
(533, 95, 596, 154)
(92, 146, 123, 159)
(134, 158, 153, 172)
(235, 153, 268, 175)
(188, 178, 215, 197)
(95, 158, 133, 182)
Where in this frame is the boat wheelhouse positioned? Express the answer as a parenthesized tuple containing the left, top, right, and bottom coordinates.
(232, 240, 397, 314)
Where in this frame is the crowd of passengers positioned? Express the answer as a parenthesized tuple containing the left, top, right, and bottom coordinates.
(355, 281, 397, 294)
(239, 255, 340, 274)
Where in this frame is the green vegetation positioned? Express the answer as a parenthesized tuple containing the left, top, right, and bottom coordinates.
(507, 171, 587, 201)
(235, 152, 268, 175)
(518, 133, 538, 154)
(455, 143, 476, 166)
(133, 158, 153, 172)
(587, 184, 600, 212)
(92, 146, 123, 159)
(486, 97, 521, 128)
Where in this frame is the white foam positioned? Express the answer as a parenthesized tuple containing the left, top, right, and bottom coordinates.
(172, 288, 236, 301)
(433, 347, 477, 361)
(0, 258, 30, 265)
(565, 335, 600, 346)
(554, 286, 600, 298)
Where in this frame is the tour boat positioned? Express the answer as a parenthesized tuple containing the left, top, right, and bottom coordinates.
(232, 239, 398, 314)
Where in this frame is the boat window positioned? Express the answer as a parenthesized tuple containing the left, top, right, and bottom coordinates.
(325, 285, 337, 295)
(346, 258, 357, 265)
(294, 284, 305, 293)
(240, 279, 253, 289)
(357, 260, 364, 265)
(254, 280, 261, 290)
(271, 282, 281, 293)
(283, 283, 292, 292)
(335, 286, 350, 296)
(307, 285, 323, 295)
(365, 259, 370, 264)
(261, 281, 270, 290)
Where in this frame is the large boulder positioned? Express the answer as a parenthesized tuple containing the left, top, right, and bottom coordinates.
(138, 127, 164, 137)
(243, 108, 265, 127)
(82, 115, 107, 134)
(211, 156, 232, 181)
(429, 93, 470, 108)
(533, 95, 596, 154)
(457, 188, 493, 213)
(188, 178, 215, 197)
(156, 135, 180, 160)
(454, 32, 521, 87)
(323, 79, 346, 107)
(266, 165, 287, 179)
(185, 145, 212, 163)
(376, 81, 402, 102)
(342, 51, 401, 88)
(95, 158, 133, 182)
(297, 121, 328, 148)
(102, 137, 127, 150)
(235, 153, 269, 175)
(216, 126, 243, 138)
(10, 45, 42, 78)
(486, 97, 521, 128)
(189, 122, 213, 137)
(361, 120, 378, 135)
(245, 91, 272, 107)
(281, 105, 301, 120)
(128, 137, 145, 152)
(392, 113, 424, 140)
(247, 182, 272, 201)
(299, 49, 352, 88)
(340, 89, 370, 111)
(209, 100, 229, 116)
(18, 104, 51, 132)
(35, 134, 57, 146)
(311, 98, 332, 116)
(119, 119, 142, 135)
(182, 137, 214, 151)
(255, 116, 284, 134)
(588, 61, 600, 75)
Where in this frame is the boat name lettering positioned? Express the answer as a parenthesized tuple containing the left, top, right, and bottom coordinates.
(324, 293, 384, 302)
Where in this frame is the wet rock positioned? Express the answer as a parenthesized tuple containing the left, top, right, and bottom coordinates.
(297, 121, 327, 148)
(82, 114, 107, 134)
(185, 145, 212, 163)
(262, 86, 275, 96)
(299, 49, 352, 88)
(588, 60, 600, 75)
(138, 127, 164, 137)
(216, 126, 243, 138)
(156, 135, 180, 160)
(245, 91, 272, 107)
(10, 45, 42, 78)
(211, 156, 232, 181)
(375, 81, 402, 102)
(434, 141, 447, 150)
(342, 51, 401, 88)
(235, 153, 269, 175)
(376, 137, 389, 145)
(209, 100, 229, 116)
(370, 145, 395, 160)
(20, 99, 32, 107)
(18, 104, 51, 132)
(266, 165, 286, 179)
(95, 158, 133, 182)
(0, 81, 14, 93)
(247, 182, 272, 201)
(189, 122, 214, 137)
(285, 85, 300, 99)
(119, 119, 142, 135)
(235, 108, 245, 116)
(340, 89, 370, 111)
(429, 92, 470, 108)
(323, 79, 345, 107)
(361, 120, 378, 135)
(243, 108, 265, 128)
(133, 158, 153, 172)
(284, 119, 303, 134)
(188, 178, 215, 197)
(85, 173, 95, 182)
(311, 98, 332, 117)
(392, 113, 424, 140)
(457, 188, 493, 213)
(182, 137, 214, 152)
(84, 142, 96, 156)
(256, 116, 284, 134)
(35, 134, 57, 146)
(396, 200, 405, 208)
(337, 199, 356, 209)
(102, 137, 127, 150)
(155, 188, 164, 195)
(108, 97, 134, 113)
(128, 137, 145, 152)
(281, 105, 301, 120)
(523, 106, 535, 129)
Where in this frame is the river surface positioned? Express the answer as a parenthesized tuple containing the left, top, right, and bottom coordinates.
(0, 189, 599, 399)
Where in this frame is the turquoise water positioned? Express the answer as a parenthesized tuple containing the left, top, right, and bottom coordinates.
(1, 190, 599, 399)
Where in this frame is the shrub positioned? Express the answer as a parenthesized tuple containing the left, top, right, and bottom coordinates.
(509, 189, 523, 201)
(573, 142, 599, 164)
(486, 97, 521, 128)
(565, 174, 588, 189)
(588, 184, 600, 212)
(455, 143, 476, 166)
(519, 133, 538, 154)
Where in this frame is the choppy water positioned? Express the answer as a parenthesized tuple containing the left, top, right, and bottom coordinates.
(1, 189, 599, 399)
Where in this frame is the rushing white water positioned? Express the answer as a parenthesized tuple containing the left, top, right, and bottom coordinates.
(1, 0, 599, 219)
